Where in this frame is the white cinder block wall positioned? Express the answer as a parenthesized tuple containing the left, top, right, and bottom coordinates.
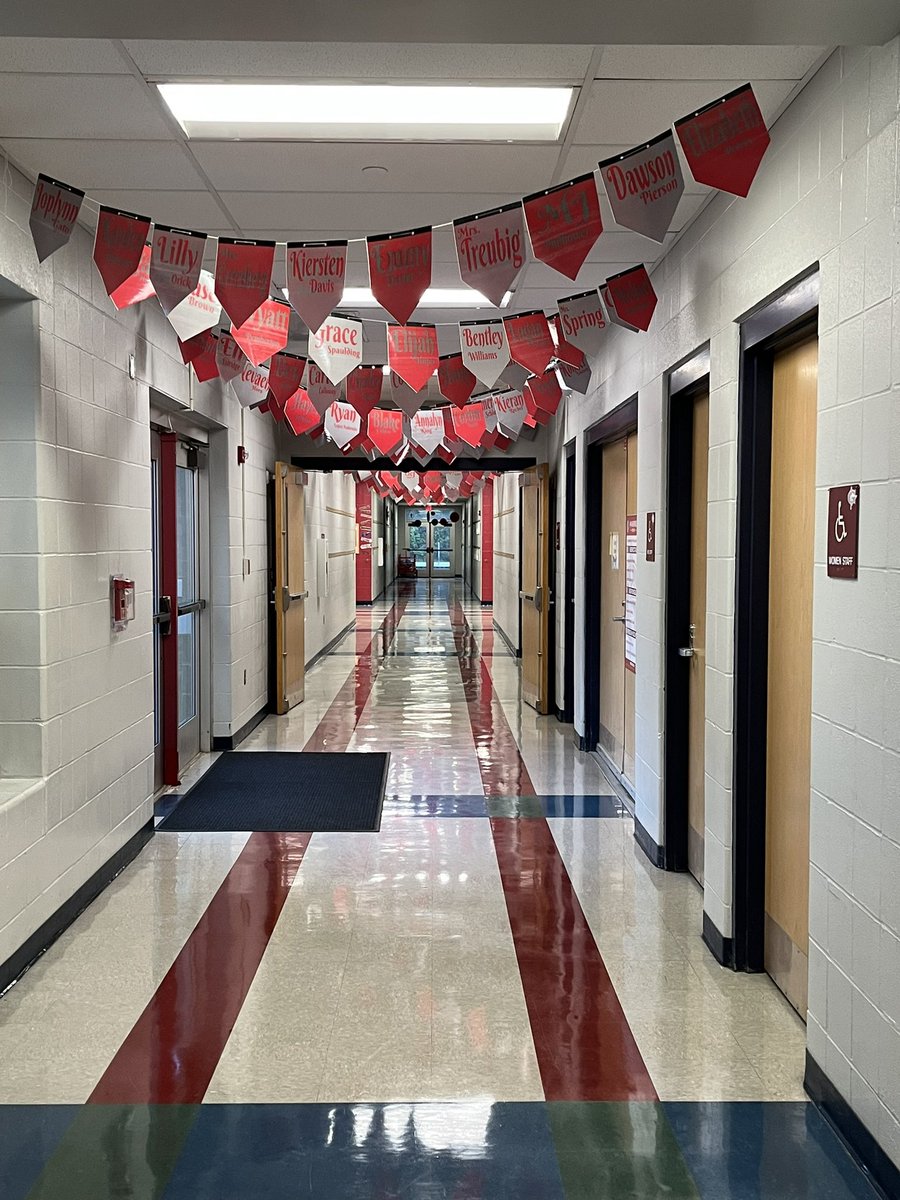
(548, 44, 900, 1168)
(492, 472, 521, 651)
(303, 471, 357, 664)
(0, 151, 276, 969)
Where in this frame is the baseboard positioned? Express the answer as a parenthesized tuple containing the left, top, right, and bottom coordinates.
(212, 704, 268, 751)
(0, 817, 154, 997)
(805, 1052, 898, 1200)
(634, 815, 665, 868)
(493, 619, 519, 657)
(702, 910, 735, 968)
(555, 705, 573, 724)
(304, 618, 356, 674)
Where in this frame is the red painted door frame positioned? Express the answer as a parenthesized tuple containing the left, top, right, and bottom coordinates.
(159, 432, 180, 785)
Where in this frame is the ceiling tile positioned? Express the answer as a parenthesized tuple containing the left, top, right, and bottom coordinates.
(221, 191, 520, 234)
(0, 138, 204, 190)
(0, 75, 173, 139)
(89, 189, 231, 229)
(126, 40, 592, 82)
(0, 38, 129, 73)
(192, 141, 561, 197)
(575, 78, 796, 147)
(598, 45, 827, 80)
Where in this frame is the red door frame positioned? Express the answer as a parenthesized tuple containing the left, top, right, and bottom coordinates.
(159, 432, 180, 785)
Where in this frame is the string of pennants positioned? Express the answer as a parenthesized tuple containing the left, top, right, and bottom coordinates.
(27, 84, 770, 463)
(356, 468, 492, 506)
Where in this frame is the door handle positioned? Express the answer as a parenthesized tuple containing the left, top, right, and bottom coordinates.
(679, 622, 697, 657)
(155, 595, 173, 636)
(611, 615, 626, 623)
(281, 588, 309, 611)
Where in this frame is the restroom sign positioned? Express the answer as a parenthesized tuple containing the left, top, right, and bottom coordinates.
(827, 484, 860, 579)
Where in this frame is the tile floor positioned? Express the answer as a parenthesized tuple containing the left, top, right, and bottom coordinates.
(0, 581, 879, 1197)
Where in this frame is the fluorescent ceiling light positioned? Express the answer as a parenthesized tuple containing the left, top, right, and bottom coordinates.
(282, 286, 511, 310)
(157, 84, 573, 141)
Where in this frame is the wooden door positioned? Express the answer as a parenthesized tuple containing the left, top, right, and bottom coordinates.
(687, 392, 710, 884)
(623, 433, 638, 786)
(274, 462, 306, 714)
(520, 463, 550, 713)
(765, 336, 817, 1017)
(598, 438, 628, 769)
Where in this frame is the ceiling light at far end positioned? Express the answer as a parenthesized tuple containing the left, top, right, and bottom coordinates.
(157, 83, 573, 141)
(342, 286, 512, 309)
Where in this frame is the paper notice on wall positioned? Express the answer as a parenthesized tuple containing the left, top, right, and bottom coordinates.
(625, 514, 637, 673)
(377, 537, 384, 567)
(317, 536, 328, 599)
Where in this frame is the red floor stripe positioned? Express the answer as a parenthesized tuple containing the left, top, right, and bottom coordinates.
(88, 832, 310, 1104)
(449, 592, 656, 1101)
(491, 818, 658, 1101)
(303, 587, 414, 752)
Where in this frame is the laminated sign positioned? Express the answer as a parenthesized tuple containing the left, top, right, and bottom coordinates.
(324, 401, 361, 448)
(453, 202, 525, 306)
(284, 389, 320, 437)
(389, 371, 423, 418)
(309, 314, 363, 385)
(523, 174, 603, 281)
(232, 298, 291, 366)
(346, 365, 384, 417)
(29, 174, 84, 263)
(493, 389, 527, 438)
(604, 265, 658, 332)
(459, 320, 510, 389)
(216, 333, 247, 383)
(437, 354, 477, 409)
(267, 352, 307, 405)
(503, 310, 555, 376)
(93, 207, 151, 297)
(285, 240, 347, 331)
(149, 225, 206, 314)
(110, 244, 154, 311)
(214, 238, 275, 328)
(303, 360, 340, 415)
(166, 269, 221, 341)
(367, 408, 405, 455)
(410, 408, 446, 455)
(675, 84, 770, 198)
(557, 290, 607, 358)
(599, 131, 685, 243)
(367, 227, 432, 324)
(387, 324, 438, 393)
(231, 362, 270, 408)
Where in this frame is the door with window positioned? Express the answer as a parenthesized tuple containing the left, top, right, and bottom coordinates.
(520, 464, 550, 713)
(406, 507, 458, 577)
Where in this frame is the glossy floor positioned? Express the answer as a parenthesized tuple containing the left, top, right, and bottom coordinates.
(0, 582, 877, 1197)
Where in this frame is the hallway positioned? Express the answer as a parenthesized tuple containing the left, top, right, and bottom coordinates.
(0, 582, 876, 1198)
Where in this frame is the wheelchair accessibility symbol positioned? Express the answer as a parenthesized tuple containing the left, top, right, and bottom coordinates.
(827, 483, 860, 579)
(834, 501, 848, 543)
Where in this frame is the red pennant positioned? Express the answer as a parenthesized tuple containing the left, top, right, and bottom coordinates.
(503, 310, 555, 376)
(604, 265, 657, 332)
(346, 365, 384, 417)
(284, 389, 320, 437)
(387, 324, 438, 393)
(524, 390, 550, 426)
(367, 408, 405, 456)
(453, 202, 525, 306)
(110, 243, 154, 310)
(215, 333, 247, 383)
(304, 360, 340, 415)
(523, 175, 603, 281)
(29, 174, 84, 263)
(231, 298, 291, 366)
(214, 238, 275, 328)
(149, 225, 206, 314)
(367, 227, 432, 324)
(675, 84, 770, 198)
(558, 356, 592, 395)
(267, 352, 307, 406)
(266, 389, 286, 423)
(285, 240, 347, 331)
(526, 368, 563, 416)
(437, 354, 477, 409)
(552, 313, 586, 367)
(453, 402, 487, 449)
(93, 207, 151, 297)
(190, 332, 219, 383)
(178, 331, 207, 364)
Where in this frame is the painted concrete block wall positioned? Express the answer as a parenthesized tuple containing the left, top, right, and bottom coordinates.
(304, 470, 356, 664)
(0, 150, 276, 970)
(492, 472, 520, 651)
(552, 43, 900, 1166)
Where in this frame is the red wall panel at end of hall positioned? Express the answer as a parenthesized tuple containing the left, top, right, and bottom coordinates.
(355, 480, 373, 603)
(481, 479, 494, 603)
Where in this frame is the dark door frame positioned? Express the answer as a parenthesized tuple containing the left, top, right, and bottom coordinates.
(562, 440, 577, 723)
(728, 269, 819, 972)
(582, 395, 638, 753)
(662, 349, 711, 872)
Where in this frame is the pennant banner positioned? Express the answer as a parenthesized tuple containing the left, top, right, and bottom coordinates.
(604, 265, 658, 332)
(231, 362, 270, 408)
(387, 323, 438, 393)
(367, 227, 432, 324)
(285, 240, 347, 331)
(526, 368, 563, 417)
(558, 356, 592, 395)
(551, 312, 585, 368)
(453, 402, 487, 449)
(493, 388, 528, 438)
(437, 353, 477, 409)
(459, 320, 510, 389)
(309, 314, 363, 385)
(389, 370, 423, 418)
(232, 297, 291, 366)
(29, 174, 84, 263)
(675, 84, 770, 198)
(324, 401, 361, 448)
(215, 333, 247, 383)
(267, 351, 307, 405)
(410, 408, 446, 455)
(453, 202, 525, 306)
(346, 364, 384, 417)
(110, 243, 154, 311)
(599, 130, 685, 244)
(149, 225, 206, 314)
(523, 174, 603, 281)
(189, 331, 219, 384)
(503, 310, 555, 376)
(303, 360, 340, 415)
(284, 388, 320, 437)
(93, 207, 151, 297)
(166, 269, 221, 341)
(557, 290, 607, 358)
(368, 407, 405, 455)
(215, 238, 275, 328)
